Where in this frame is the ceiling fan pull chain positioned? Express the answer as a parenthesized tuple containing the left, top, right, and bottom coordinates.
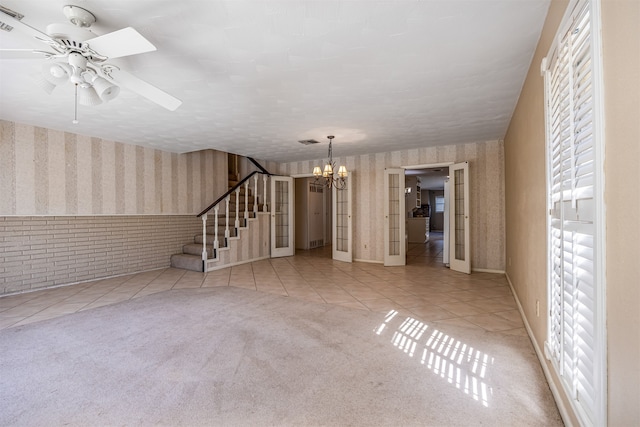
(73, 83, 79, 124)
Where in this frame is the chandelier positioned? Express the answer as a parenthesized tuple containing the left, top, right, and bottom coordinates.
(312, 135, 348, 190)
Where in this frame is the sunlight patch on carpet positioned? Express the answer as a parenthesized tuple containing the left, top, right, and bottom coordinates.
(375, 309, 493, 407)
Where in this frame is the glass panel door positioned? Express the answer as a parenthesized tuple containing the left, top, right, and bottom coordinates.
(384, 168, 405, 266)
(271, 176, 294, 257)
(449, 162, 470, 274)
(332, 176, 352, 262)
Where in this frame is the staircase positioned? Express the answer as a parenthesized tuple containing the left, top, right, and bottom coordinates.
(170, 170, 271, 272)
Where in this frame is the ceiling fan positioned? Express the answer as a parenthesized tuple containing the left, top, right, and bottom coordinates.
(0, 4, 182, 122)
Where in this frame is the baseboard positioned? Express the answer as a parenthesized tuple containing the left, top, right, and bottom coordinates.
(471, 268, 506, 274)
(353, 258, 384, 264)
(504, 273, 573, 427)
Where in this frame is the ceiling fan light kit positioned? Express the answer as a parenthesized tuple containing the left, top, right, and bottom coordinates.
(36, 77, 57, 95)
(0, 3, 182, 122)
(77, 85, 102, 106)
(42, 61, 72, 85)
(91, 76, 119, 101)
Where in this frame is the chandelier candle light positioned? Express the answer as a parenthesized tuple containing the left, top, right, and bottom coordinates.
(313, 135, 348, 190)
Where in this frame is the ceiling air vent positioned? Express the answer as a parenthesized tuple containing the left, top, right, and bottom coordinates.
(0, 6, 24, 32)
(298, 139, 320, 145)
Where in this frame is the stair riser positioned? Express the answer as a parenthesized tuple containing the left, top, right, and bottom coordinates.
(206, 225, 244, 235)
(182, 244, 214, 257)
(193, 234, 236, 246)
(205, 213, 255, 224)
(228, 193, 255, 201)
(170, 254, 203, 272)
(227, 203, 264, 211)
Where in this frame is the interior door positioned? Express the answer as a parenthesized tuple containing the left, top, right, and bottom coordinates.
(308, 182, 324, 247)
(332, 176, 352, 262)
(449, 162, 470, 274)
(271, 176, 294, 258)
(443, 178, 450, 266)
(384, 168, 406, 266)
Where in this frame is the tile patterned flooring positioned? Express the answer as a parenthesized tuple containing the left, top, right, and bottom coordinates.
(0, 233, 526, 335)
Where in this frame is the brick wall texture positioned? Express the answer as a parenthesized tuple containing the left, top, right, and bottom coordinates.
(0, 216, 202, 295)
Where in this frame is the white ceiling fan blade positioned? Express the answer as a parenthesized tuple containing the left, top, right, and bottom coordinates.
(0, 8, 58, 47)
(108, 69, 182, 111)
(86, 27, 156, 59)
(0, 49, 52, 59)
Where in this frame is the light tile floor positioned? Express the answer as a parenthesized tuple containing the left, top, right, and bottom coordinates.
(0, 233, 526, 335)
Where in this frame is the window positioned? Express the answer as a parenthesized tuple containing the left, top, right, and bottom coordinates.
(435, 196, 445, 213)
(542, 1, 605, 426)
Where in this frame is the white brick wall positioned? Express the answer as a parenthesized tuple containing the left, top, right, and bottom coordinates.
(0, 216, 202, 295)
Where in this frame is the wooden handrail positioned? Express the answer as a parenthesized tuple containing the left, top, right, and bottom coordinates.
(197, 170, 272, 218)
(247, 157, 270, 175)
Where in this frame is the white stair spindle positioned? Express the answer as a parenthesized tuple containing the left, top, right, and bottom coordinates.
(201, 214, 207, 261)
(213, 205, 219, 256)
(262, 174, 268, 212)
(234, 188, 240, 229)
(225, 195, 230, 242)
(244, 181, 249, 226)
(253, 175, 259, 216)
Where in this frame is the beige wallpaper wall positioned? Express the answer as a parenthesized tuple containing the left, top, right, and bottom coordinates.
(0, 119, 229, 295)
(601, 0, 639, 424)
(503, 0, 573, 421)
(504, 0, 639, 424)
(0, 120, 227, 216)
(278, 140, 505, 271)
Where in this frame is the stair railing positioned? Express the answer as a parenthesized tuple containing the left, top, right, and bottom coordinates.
(197, 170, 272, 269)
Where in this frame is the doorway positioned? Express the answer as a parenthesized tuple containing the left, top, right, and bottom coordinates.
(293, 175, 353, 263)
(387, 161, 470, 274)
(404, 166, 449, 266)
(294, 177, 332, 251)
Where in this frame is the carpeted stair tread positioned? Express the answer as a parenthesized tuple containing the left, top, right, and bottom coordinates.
(182, 243, 213, 257)
(170, 170, 267, 272)
(170, 254, 203, 272)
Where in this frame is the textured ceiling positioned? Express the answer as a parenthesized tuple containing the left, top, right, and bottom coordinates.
(0, 0, 550, 163)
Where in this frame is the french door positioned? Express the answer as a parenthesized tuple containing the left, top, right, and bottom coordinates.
(383, 168, 406, 266)
(270, 176, 294, 258)
(443, 177, 450, 266)
(332, 176, 352, 262)
(448, 162, 470, 274)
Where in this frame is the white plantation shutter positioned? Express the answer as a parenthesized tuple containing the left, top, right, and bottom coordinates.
(543, 1, 604, 426)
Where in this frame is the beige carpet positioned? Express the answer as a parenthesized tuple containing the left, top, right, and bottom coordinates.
(0, 287, 562, 426)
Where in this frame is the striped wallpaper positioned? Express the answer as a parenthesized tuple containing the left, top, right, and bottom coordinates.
(278, 140, 506, 271)
(0, 120, 227, 216)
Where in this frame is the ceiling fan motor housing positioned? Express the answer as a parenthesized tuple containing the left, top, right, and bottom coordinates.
(63, 5, 96, 28)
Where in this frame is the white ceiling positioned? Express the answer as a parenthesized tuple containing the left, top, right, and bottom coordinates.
(0, 0, 550, 163)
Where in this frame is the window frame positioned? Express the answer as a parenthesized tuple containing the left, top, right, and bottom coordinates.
(434, 195, 445, 213)
(542, 0, 607, 426)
